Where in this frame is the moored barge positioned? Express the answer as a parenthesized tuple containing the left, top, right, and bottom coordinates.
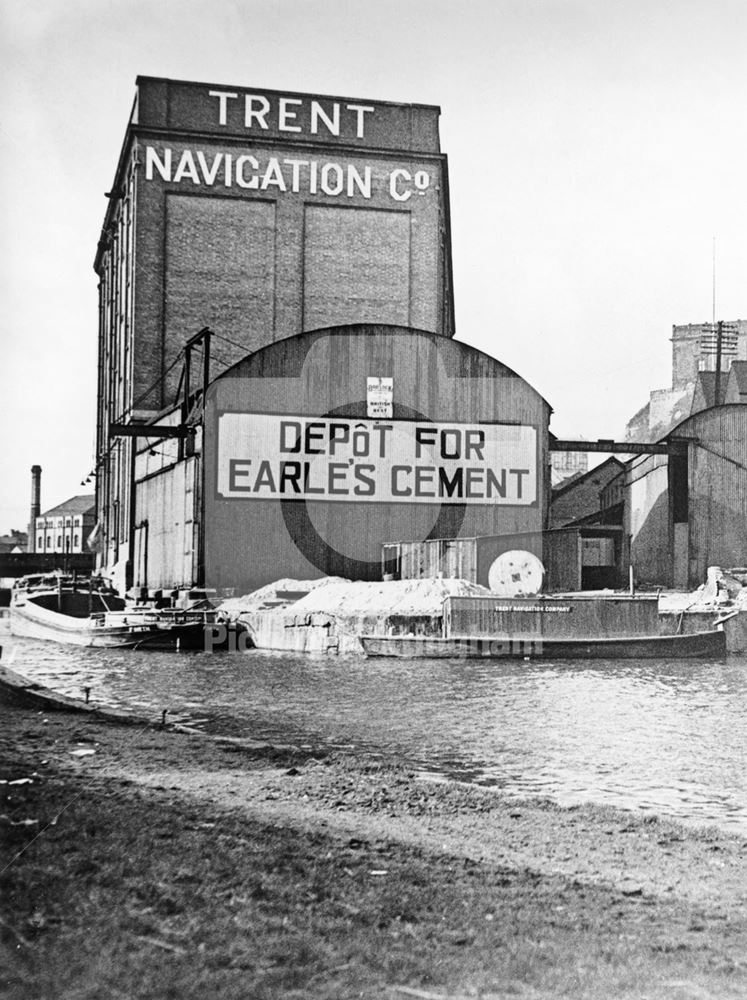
(360, 594, 727, 660)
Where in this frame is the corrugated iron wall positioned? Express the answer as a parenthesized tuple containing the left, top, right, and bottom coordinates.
(135, 457, 199, 589)
(686, 405, 747, 584)
(204, 326, 551, 594)
(626, 453, 671, 586)
(386, 538, 478, 581)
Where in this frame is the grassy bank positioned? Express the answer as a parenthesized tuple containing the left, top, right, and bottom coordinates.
(2, 703, 746, 1000)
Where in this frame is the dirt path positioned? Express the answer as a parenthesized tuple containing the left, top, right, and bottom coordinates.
(2, 703, 746, 1000)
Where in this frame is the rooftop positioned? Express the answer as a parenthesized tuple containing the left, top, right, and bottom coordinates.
(727, 360, 747, 396)
(41, 495, 95, 518)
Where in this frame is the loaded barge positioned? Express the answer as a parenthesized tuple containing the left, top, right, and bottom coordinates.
(360, 594, 728, 660)
(231, 580, 736, 657)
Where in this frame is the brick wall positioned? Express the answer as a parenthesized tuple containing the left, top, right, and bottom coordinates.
(94, 79, 455, 582)
(130, 138, 449, 406)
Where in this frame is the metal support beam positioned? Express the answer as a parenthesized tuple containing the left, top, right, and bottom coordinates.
(109, 423, 194, 439)
(551, 438, 690, 456)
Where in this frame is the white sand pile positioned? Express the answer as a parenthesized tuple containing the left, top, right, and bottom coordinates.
(218, 576, 348, 615)
(658, 566, 747, 612)
(288, 577, 491, 618)
(220, 576, 492, 620)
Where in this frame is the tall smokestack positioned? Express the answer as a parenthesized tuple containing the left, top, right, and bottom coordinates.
(29, 465, 41, 552)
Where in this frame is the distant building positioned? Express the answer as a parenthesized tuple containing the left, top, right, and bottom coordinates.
(626, 320, 747, 442)
(725, 361, 747, 404)
(0, 530, 27, 554)
(550, 446, 588, 488)
(625, 385, 695, 444)
(672, 321, 747, 389)
(690, 370, 728, 413)
(550, 457, 625, 529)
(34, 496, 95, 555)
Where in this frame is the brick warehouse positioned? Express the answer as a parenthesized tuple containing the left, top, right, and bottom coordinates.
(94, 77, 549, 593)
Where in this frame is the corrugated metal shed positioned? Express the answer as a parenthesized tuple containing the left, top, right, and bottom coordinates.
(623, 403, 747, 588)
(385, 525, 623, 592)
(203, 325, 551, 594)
(684, 405, 747, 584)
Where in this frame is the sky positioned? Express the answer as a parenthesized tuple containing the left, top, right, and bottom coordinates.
(1, 0, 746, 534)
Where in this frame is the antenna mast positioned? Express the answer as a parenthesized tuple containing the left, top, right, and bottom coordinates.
(712, 236, 716, 326)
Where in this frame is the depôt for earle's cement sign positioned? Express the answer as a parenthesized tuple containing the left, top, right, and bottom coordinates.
(216, 413, 537, 505)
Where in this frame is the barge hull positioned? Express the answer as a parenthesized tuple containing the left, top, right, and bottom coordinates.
(360, 630, 726, 660)
(9, 605, 164, 648)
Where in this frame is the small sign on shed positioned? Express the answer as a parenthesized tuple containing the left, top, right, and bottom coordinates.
(367, 377, 393, 418)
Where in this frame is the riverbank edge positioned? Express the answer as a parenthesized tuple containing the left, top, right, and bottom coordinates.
(2, 667, 746, 999)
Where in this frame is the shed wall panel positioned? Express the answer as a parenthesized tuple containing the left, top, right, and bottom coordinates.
(686, 406, 747, 583)
(135, 458, 198, 589)
(627, 454, 671, 586)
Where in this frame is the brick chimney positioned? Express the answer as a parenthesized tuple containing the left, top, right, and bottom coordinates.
(28, 465, 41, 552)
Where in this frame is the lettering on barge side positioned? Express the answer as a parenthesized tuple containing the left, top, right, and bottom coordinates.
(492, 605, 572, 613)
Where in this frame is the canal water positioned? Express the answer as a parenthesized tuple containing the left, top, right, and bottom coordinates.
(3, 634, 746, 835)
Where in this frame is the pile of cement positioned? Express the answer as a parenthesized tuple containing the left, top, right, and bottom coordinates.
(220, 576, 491, 618)
(289, 577, 492, 617)
(218, 577, 347, 616)
(218, 576, 493, 654)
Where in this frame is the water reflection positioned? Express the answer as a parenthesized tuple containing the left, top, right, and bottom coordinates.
(5, 636, 746, 833)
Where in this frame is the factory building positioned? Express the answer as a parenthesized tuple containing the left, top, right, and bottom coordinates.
(626, 404, 747, 588)
(33, 496, 95, 556)
(24, 466, 95, 556)
(95, 77, 550, 594)
(626, 320, 747, 442)
(671, 321, 747, 389)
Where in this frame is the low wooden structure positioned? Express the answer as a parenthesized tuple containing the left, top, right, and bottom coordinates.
(383, 525, 623, 592)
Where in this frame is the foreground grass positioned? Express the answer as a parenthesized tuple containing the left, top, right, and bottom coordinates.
(1, 705, 746, 1000)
